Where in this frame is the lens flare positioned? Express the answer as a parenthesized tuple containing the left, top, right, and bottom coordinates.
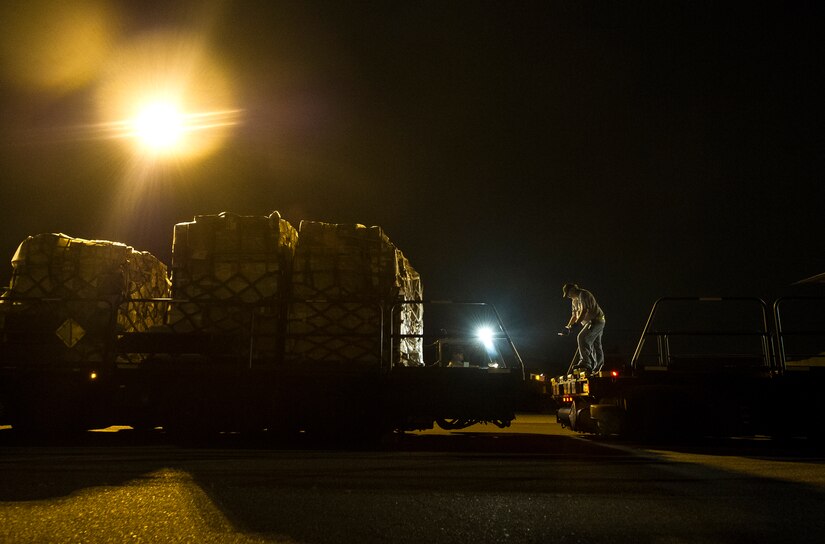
(95, 29, 240, 162)
(132, 101, 185, 152)
(477, 327, 495, 350)
(0, 0, 117, 92)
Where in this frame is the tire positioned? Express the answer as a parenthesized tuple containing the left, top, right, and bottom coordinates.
(569, 398, 593, 432)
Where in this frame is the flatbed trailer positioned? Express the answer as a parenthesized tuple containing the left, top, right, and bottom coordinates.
(550, 296, 825, 438)
(0, 296, 525, 438)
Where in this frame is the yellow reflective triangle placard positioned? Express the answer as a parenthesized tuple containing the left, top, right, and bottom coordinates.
(56, 318, 85, 348)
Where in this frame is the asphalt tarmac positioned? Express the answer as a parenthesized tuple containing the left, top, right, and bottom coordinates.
(0, 415, 823, 543)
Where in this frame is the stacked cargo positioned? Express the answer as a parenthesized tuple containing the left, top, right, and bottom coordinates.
(2, 233, 170, 363)
(168, 212, 298, 358)
(286, 221, 423, 367)
(120, 248, 173, 335)
(1, 215, 423, 370)
(395, 252, 424, 366)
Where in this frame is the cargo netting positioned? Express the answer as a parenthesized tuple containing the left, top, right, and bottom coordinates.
(168, 212, 298, 358)
(1, 214, 425, 369)
(0, 233, 170, 364)
(286, 221, 423, 367)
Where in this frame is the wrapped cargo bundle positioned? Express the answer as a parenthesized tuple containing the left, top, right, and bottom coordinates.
(287, 221, 423, 367)
(120, 248, 173, 334)
(395, 252, 424, 367)
(2, 233, 170, 363)
(168, 212, 298, 357)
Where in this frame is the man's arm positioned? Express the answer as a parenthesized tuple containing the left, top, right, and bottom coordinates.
(565, 298, 581, 329)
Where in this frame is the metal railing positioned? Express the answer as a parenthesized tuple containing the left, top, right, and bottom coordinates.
(630, 297, 774, 371)
(773, 296, 825, 370)
(389, 300, 525, 379)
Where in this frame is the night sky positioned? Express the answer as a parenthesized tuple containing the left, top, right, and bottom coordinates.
(1, 1, 823, 372)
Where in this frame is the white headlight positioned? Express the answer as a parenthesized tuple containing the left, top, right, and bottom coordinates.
(477, 327, 494, 350)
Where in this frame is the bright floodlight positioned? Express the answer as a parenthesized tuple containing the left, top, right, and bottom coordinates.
(477, 327, 495, 350)
(132, 101, 184, 152)
(95, 30, 240, 162)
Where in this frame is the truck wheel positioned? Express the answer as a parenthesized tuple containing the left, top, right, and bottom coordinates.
(436, 418, 477, 430)
(569, 398, 593, 432)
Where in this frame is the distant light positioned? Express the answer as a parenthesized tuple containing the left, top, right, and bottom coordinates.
(90, 371, 98, 380)
(610, 370, 619, 377)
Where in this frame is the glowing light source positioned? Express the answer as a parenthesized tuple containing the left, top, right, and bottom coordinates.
(96, 30, 241, 162)
(477, 327, 495, 350)
(132, 101, 185, 152)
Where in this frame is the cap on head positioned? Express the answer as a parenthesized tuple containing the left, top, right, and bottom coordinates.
(562, 283, 578, 298)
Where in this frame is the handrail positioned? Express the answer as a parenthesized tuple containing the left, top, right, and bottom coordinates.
(630, 296, 773, 370)
(773, 296, 825, 370)
(388, 300, 525, 380)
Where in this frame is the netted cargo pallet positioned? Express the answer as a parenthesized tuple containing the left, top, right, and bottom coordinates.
(167, 212, 298, 358)
(119, 249, 173, 334)
(286, 221, 423, 367)
(395, 253, 424, 367)
(1, 233, 170, 364)
(286, 299, 386, 364)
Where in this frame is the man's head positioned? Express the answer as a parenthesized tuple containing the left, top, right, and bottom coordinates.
(562, 283, 580, 299)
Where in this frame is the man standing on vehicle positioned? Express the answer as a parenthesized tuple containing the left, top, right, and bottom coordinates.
(562, 283, 606, 373)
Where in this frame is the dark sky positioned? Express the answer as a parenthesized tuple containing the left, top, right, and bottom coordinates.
(1, 1, 823, 371)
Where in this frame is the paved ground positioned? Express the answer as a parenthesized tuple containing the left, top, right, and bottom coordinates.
(0, 415, 823, 543)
